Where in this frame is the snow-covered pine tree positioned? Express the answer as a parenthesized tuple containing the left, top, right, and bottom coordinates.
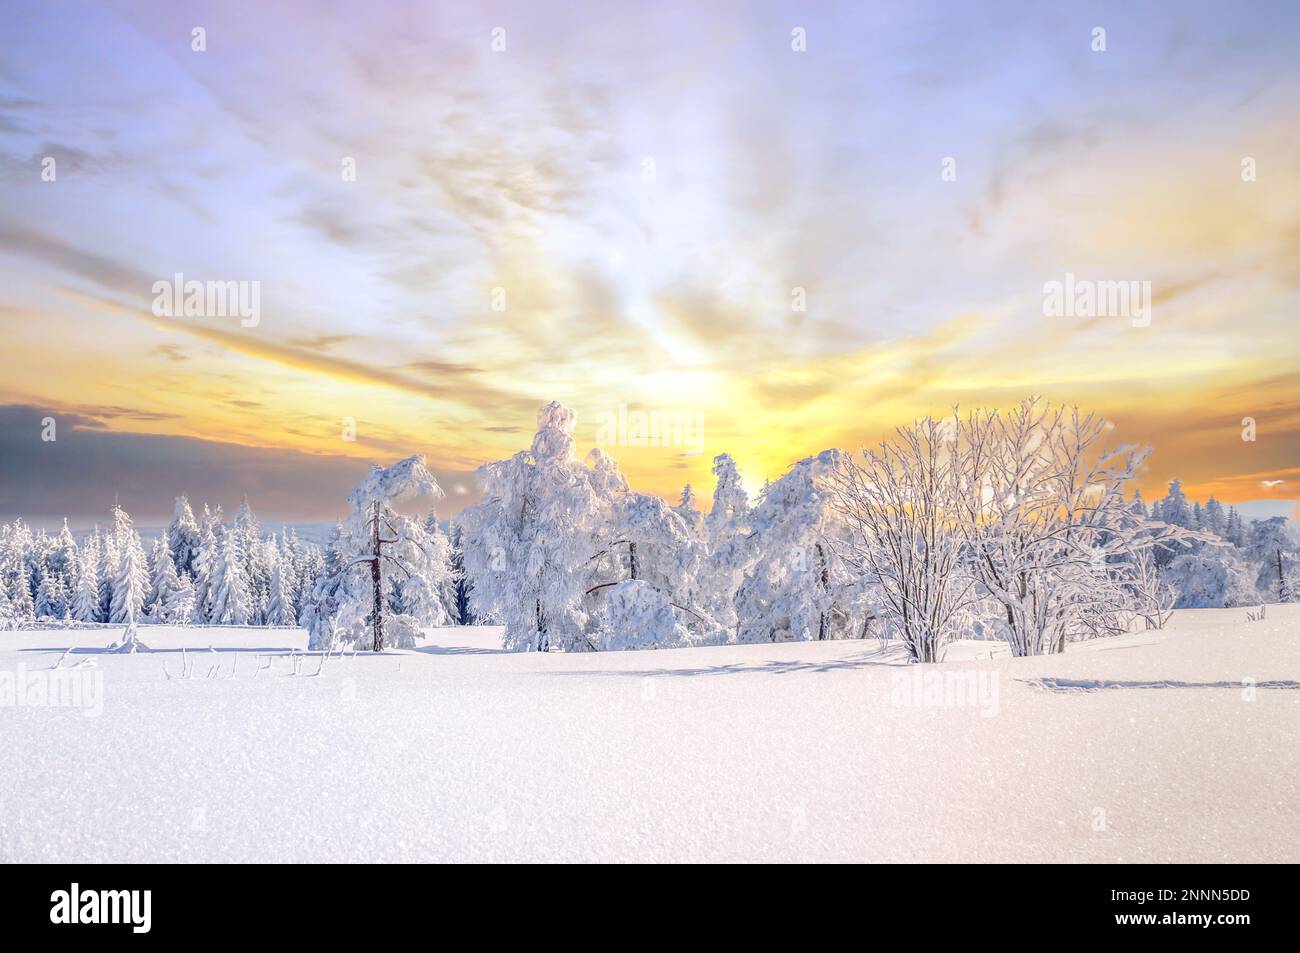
(287, 528, 321, 618)
(0, 582, 16, 629)
(207, 531, 252, 625)
(233, 498, 267, 623)
(166, 573, 197, 624)
(49, 518, 78, 589)
(263, 545, 297, 626)
(398, 511, 454, 629)
(448, 521, 473, 624)
(674, 483, 705, 535)
(188, 522, 218, 623)
(11, 552, 35, 623)
(167, 495, 201, 577)
(1202, 496, 1226, 538)
(1159, 479, 1193, 529)
(97, 528, 118, 622)
(109, 523, 149, 625)
(1281, 556, 1298, 604)
(146, 536, 182, 622)
(1225, 507, 1247, 547)
(32, 566, 61, 620)
(70, 541, 101, 622)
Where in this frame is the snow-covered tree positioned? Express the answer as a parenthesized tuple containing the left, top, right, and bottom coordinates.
(384, 512, 454, 631)
(166, 574, 197, 625)
(1244, 517, 1298, 602)
(674, 483, 704, 534)
(1154, 479, 1194, 529)
(1202, 496, 1227, 538)
(1126, 549, 1176, 630)
(448, 522, 472, 624)
(460, 402, 603, 652)
(1164, 547, 1259, 608)
(48, 519, 78, 588)
(146, 536, 182, 622)
(207, 532, 252, 625)
(33, 566, 66, 620)
(97, 528, 118, 622)
(189, 522, 218, 623)
(166, 495, 200, 578)
(303, 455, 450, 651)
(693, 453, 751, 638)
(233, 498, 268, 623)
(1225, 507, 1247, 547)
(586, 463, 714, 648)
(263, 545, 297, 626)
(0, 583, 17, 629)
(109, 521, 149, 625)
(735, 449, 867, 643)
(70, 539, 101, 623)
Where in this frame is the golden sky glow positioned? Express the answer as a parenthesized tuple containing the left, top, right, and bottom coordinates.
(1, 1, 1297, 525)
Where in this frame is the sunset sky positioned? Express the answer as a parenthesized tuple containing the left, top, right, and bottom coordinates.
(1, 0, 1297, 527)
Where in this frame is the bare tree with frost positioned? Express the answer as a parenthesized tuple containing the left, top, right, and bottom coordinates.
(829, 419, 974, 662)
(948, 399, 1202, 655)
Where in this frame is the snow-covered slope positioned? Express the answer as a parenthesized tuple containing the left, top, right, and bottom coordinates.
(2, 606, 1297, 862)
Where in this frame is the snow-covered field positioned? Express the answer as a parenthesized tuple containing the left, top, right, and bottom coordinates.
(2, 606, 1297, 863)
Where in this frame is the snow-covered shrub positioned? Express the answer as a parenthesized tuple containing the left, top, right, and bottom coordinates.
(1164, 548, 1259, 608)
(594, 579, 692, 650)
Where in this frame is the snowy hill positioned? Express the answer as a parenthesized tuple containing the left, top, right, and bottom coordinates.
(1, 605, 1297, 862)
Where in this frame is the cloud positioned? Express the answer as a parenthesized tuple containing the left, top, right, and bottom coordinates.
(152, 343, 189, 361)
(0, 404, 478, 526)
(0, 221, 538, 418)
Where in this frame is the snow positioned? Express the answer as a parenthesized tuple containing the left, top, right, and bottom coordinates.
(1, 605, 1297, 862)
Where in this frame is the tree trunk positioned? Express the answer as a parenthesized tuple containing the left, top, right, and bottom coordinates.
(816, 543, 828, 640)
(371, 500, 384, 652)
(628, 541, 638, 580)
